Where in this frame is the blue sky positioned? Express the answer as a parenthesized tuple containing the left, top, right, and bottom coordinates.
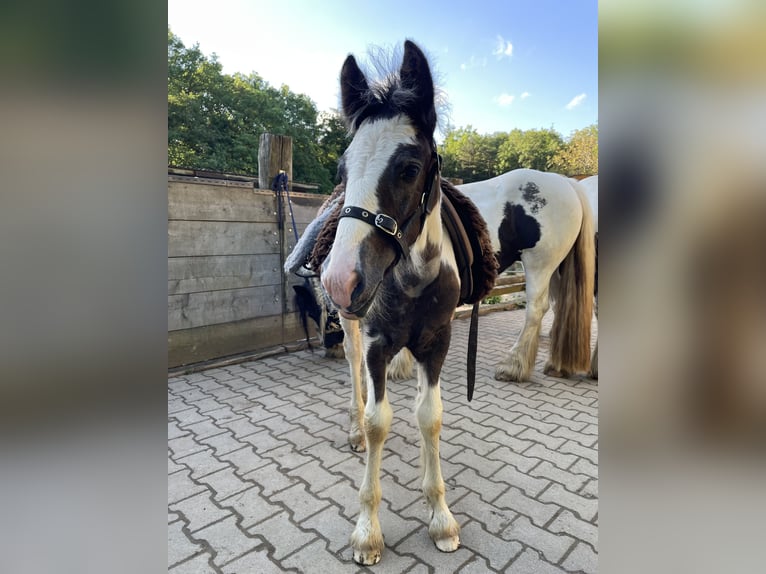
(168, 0, 597, 140)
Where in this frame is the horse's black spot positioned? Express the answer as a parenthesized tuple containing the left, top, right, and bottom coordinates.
(496, 202, 541, 272)
(521, 181, 547, 214)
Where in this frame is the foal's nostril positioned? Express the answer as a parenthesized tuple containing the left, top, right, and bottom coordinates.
(350, 273, 365, 304)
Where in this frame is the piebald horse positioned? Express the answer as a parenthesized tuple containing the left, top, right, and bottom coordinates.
(320, 41, 462, 565)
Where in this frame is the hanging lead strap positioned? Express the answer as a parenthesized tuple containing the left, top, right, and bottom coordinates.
(467, 301, 479, 402)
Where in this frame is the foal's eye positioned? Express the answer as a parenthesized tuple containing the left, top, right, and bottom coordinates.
(402, 164, 421, 181)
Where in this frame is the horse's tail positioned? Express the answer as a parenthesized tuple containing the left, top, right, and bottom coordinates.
(548, 180, 595, 376)
(388, 348, 415, 380)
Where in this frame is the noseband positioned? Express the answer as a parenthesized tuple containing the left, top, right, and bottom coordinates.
(338, 146, 442, 261)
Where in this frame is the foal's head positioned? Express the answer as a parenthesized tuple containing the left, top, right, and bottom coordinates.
(322, 40, 441, 319)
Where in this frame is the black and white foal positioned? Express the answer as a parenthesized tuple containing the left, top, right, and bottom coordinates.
(321, 41, 461, 565)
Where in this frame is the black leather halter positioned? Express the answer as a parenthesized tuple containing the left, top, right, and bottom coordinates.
(338, 147, 441, 261)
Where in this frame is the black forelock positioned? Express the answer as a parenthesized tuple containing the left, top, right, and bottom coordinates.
(344, 74, 423, 132)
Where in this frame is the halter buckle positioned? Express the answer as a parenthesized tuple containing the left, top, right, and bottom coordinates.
(374, 213, 398, 236)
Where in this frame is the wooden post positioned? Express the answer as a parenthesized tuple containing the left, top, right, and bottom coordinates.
(258, 133, 293, 190)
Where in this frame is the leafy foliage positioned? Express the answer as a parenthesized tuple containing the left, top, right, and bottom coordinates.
(551, 124, 599, 176)
(168, 29, 335, 192)
(168, 29, 597, 192)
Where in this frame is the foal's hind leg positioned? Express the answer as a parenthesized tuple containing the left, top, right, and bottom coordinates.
(589, 294, 598, 379)
(495, 263, 552, 382)
(415, 364, 460, 552)
(341, 317, 367, 451)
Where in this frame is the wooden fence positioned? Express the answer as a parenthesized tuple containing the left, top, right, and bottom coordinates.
(168, 169, 527, 370)
(168, 171, 327, 368)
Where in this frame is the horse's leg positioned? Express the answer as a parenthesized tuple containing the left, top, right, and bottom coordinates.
(495, 259, 553, 382)
(341, 316, 366, 452)
(415, 361, 461, 552)
(350, 346, 392, 565)
(589, 293, 598, 379)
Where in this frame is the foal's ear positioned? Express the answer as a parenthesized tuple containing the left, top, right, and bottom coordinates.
(400, 40, 436, 133)
(340, 54, 369, 127)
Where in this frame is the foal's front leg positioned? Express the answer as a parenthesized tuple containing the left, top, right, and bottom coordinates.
(415, 362, 460, 552)
(350, 348, 392, 565)
(341, 316, 367, 451)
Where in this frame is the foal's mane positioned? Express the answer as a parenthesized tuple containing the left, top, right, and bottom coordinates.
(341, 42, 450, 136)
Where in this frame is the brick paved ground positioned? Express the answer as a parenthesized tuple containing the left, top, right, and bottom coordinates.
(168, 308, 598, 573)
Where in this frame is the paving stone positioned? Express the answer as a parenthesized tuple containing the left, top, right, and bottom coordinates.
(493, 486, 559, 527)
(451, 467, 507, 504)
(529, 460, 589, 493)
(169, 420, 189, 440)
(518, 427, 567, 451)
(220, 546, 287, 574)
(317, 480, 361, 521)
(272, 482, 330, 523)
(175, 448, 229, 480)
(460, 520, 523, 571)
(562, 541, 598, 574)
(539, 483, 598, 522)
(501, 515, 575, 564)
(542, 412, 587, 433)
(198, 431, 246, 457)
(218, 417, 259, 439)
(286, 459, 343, 494)
(452, 491, 517, 535)
(248, 510, 317, 560)
(184, 418, 227, 440)
(524, 443, 578, 471)
(193, 514, 260, 567)
(177, 388, 211, 403)
(168, 308, 598, 573)
(505, 547, 567, 574)
(300, 504, 355, 554)
(580, 478, 598, 502)
(457, 556, 495, 574)
(168, 552, 217, 574)
(168, 434, 207, 460)
(198, 467, 251, 502)
(394, 526, 474, 572)
(170, 491, 231, 533)
(491, 463, 549, 498)
(218, 486, 280, 528)
(168, 519, 205, 567)
(548, 509, 598, 549)
(168, 469, 207, 505)
(170, 407, 209, 428)
(570, 457, 598, 479)
(559, 440, 598, 466)
(218, 445, 270, 475)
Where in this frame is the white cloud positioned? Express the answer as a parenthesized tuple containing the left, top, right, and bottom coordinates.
(493, 35, 513, 59)
(460, 55, 487, 71)
(565, 93, 587, 110)
(520, 91, 531, 99)
(495, 93, 515, 106)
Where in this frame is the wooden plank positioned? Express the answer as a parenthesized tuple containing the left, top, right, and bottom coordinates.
(168, 220, 280, 257)
(168, 285, 283, 331)
(168, 181, 277, 222)
(495, 274, 526, 287)
(490, 283, 526, 297)
(168, 254, 282, 295)
(168, 312, 315, 368)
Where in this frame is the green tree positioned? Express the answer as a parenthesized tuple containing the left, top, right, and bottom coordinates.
(441, 126, 498, 183)
(317, 111, 350, 184)
(551, 124, 598, 176)
(168, 29, 335, 192)
(496, 128, 564, 173)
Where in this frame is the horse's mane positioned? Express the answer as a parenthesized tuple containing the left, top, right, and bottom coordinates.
(341, 42, 451, 137)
